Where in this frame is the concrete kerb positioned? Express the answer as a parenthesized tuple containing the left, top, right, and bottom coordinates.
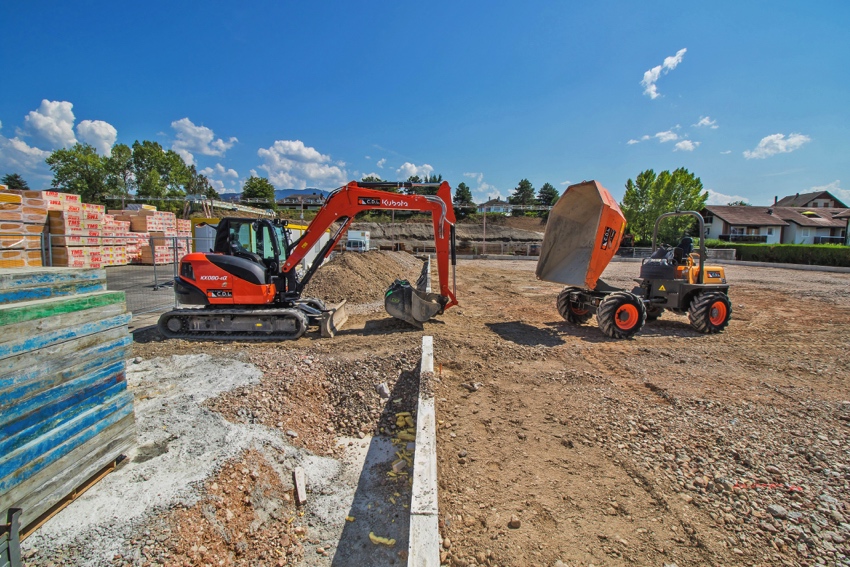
(408, 335, 439, 567)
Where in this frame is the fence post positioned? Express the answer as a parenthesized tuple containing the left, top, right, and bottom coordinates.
(47, 230, 53, 267)
(150, 235, 159, 290)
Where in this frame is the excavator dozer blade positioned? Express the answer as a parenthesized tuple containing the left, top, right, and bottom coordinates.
(319, 300, 349, 338)
(536, 180, 627, 290)
(385, 279, 444, 329)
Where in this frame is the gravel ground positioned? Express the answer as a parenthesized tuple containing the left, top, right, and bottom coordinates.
(19, 256, 850, 567)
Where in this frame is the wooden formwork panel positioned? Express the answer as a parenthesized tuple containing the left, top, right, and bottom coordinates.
(0, 270, 135, 534)
(0, 268, 106, 306)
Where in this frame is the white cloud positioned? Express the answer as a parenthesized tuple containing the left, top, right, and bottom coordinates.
(743, 133, 811, 159)
(76, 120, 118, 156)
(560, 180, 573, 186)
(200, 163, 239, 179)
(396, 162, 434, 179)
(641, 48, 687, 99)
(655, 130, 679, 143)
(706, 189, 750, 205)
(171, 118, 237, 166)
(720, 150, 732, 155)
(809, 180, 850, 205)
(694, 116, 718, 129)
(627, 139, 640, 145)
(0, 135, 51, 174)
(674, 140, 700, 152)
(463, 171, 503, 202)
(257, 139, 347, 189)
(24, 100, 77, 147)
(361, 172, 382, 180)
(376, 158, 386, 169)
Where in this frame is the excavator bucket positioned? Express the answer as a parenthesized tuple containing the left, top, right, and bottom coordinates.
(319, 300, 349, 338)
(384, 280, 444, 329)
(536, 180, 627, 290)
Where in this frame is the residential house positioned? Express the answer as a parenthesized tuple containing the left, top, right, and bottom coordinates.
(703, 205, 848, 244)
(477, 198, 512, 214)
(774, 190, 847, 209)
(702, 206, 786, 243)
(278, 192, 326, 211)
(835, 209, 850, 245)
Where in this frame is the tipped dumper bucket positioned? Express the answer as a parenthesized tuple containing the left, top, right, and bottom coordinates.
(536, 180, 626, 290)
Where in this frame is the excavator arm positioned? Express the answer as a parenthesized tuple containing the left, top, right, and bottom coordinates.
(281, 180, 458, 312)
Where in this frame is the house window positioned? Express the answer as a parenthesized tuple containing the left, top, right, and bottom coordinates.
(731, 227, 745, 235)
(767, 228, 774, 236)
(802, 228, 810, 237)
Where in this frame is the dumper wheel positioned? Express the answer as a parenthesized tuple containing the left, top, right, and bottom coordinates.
(557, 287, 592, 324)
(646, 305, 664, 321)
(688, 291, 731, 333)
(597, 292, 646, 339)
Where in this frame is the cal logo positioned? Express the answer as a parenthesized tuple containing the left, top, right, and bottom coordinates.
(600, 227, 616, 250)
(658, 284, 666, 291)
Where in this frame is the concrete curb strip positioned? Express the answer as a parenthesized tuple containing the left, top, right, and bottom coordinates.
(408, 335, 439, 566)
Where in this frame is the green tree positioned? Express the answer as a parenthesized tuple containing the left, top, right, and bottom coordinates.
(1, 173, 30, 190)
(361, 175, 384, 182)
(621, 168, 708, 244)
(537, 182, 559, 206)
(727, 200, 750, 206)
(508, 178, 535, 206)
(454, 182, 474, 206)
(105, 143, 134, 203)
(45, 143, 109, 204)
(242, 175, 277, 210)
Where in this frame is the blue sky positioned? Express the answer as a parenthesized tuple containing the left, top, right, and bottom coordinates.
(1, 1, 848, 206)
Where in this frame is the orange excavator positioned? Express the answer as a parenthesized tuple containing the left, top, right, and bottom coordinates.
(158, 181, 458, 340)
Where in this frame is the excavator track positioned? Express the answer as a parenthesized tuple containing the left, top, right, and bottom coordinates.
(158, 307, 309, 341)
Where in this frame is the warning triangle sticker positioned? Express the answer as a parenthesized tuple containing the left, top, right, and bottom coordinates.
(658, 284, 666, 291)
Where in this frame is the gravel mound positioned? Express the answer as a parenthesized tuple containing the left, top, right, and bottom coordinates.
(303, 250, 423, 305)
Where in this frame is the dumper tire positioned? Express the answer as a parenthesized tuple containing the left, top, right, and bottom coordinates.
(597, 292, 646, 339)
(688, 291, 731, 333)
(557, 287, 592, 324)
(646, 305, 664, 321)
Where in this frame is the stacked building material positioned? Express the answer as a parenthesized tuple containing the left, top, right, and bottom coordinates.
(111, 209, 181, 265)
(0, 191, 48, 268)
(0, 267, 135, 531)
(100, 215, 128, 267)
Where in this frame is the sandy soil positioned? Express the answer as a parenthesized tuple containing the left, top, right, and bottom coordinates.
(22, 257, 850, 567)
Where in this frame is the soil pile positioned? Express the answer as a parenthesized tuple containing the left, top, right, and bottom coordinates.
(303, 250, 423, 305)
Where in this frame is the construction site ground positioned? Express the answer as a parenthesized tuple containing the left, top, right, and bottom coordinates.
(21, 253, 850, 567)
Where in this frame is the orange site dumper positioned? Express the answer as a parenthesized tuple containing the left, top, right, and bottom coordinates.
(536, 179, 732, 339)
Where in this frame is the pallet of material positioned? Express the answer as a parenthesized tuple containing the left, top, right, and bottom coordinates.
(0, 268, 134, 531)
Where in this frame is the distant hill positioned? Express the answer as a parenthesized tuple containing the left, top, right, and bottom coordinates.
(218, 188, 331, 202)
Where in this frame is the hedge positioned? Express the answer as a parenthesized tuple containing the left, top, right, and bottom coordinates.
(701, 241, 850, 267)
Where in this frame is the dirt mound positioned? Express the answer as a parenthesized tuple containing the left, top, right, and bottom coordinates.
(303, 250, 424, 305)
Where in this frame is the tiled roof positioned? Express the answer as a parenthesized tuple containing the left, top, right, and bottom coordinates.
(774, 191, 848, 208)
(776, 207, 849, 228)
(704, 206, 788, 226)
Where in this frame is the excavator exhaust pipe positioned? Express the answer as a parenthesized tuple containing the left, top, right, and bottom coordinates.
(384, 280, 444, 329)
(319, 300, 349, 338)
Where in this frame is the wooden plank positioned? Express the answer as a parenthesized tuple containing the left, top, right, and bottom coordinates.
(0, 333, 131, 409)
(1, 413, 135, 528)
(0, 379, 128, 457)
(0, 326, 129, 383)
(0, 312, 131, 360)
(0, 291, 126, 327)
(0, 361, 126, 429)
(0, 391, 133, 493)
(293, 467, 307, 505)
(20, 459, 116, 540)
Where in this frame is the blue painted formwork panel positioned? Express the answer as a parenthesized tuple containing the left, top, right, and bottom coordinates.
(0, 269, 106, 306)
(0, 389, 134, 494)
(0, 313, 131, 360)
(0, 335, 132, 412)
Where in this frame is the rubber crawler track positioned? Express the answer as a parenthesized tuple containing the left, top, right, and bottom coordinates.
(158, 308, 309, 341)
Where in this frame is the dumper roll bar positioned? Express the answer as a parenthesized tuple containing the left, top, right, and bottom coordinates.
(651, 211, 706, 285)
